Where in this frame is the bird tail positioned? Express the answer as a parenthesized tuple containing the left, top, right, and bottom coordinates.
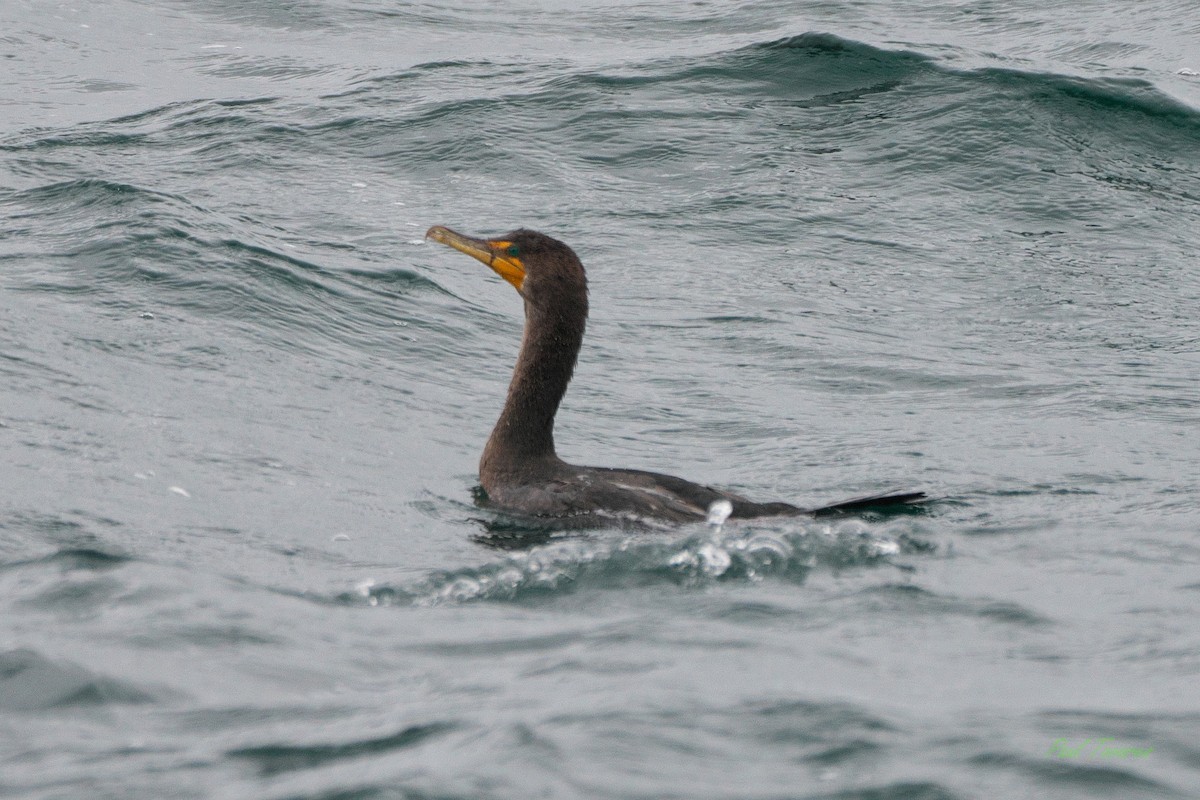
(809, 490, 928, 517)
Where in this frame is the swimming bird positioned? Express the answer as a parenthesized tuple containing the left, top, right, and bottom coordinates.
(426, 225, 925, 525)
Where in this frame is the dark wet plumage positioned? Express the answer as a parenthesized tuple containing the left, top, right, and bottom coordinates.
(426, 226, 925, 525)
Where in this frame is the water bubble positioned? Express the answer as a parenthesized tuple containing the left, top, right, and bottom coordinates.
(697, 542, 732, 576)
(441, 577, 483, 603)
(742, 533, 792, 562)
(668, 549, 696, 569)
(870, 539, 901, 556)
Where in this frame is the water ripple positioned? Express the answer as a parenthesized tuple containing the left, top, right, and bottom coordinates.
(342, 519, 933, 607)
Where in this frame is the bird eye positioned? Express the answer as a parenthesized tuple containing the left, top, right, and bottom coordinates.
(506, 244, 520, 257)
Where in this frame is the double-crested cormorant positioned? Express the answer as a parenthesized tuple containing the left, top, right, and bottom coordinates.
(426, 225, 925, 525)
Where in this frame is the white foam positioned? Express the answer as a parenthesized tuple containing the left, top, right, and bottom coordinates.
(706, 499, 733, 527)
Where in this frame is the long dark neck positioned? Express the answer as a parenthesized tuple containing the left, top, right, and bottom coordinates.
(483, 296, 586, 469)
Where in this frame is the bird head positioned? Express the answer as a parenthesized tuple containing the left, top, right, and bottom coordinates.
(426, 225, 587, 310)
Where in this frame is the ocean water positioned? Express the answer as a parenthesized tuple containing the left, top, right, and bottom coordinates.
(2, 1, 1199, 798)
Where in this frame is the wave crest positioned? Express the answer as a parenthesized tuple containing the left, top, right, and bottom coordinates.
(345, 519, 933, 607)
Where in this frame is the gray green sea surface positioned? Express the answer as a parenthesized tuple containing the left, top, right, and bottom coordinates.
(2, 1, 1199, 798)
